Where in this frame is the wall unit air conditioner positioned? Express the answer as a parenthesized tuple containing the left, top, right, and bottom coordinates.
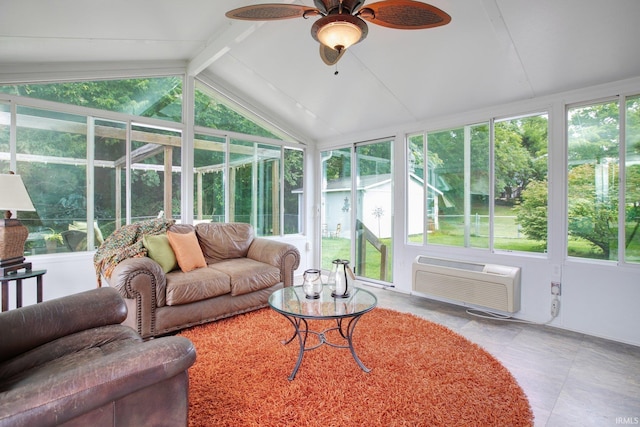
(412, 256, 521, 313)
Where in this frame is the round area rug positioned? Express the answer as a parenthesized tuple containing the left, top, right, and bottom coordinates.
(179, 308, 533, 426)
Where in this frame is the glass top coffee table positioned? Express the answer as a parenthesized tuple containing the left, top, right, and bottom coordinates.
(268, 285, 377, 380)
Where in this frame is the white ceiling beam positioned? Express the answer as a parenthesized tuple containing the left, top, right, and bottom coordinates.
(187, 19, 265, 77)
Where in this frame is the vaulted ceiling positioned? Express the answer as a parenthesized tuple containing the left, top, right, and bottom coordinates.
(2, 0, 640, 143)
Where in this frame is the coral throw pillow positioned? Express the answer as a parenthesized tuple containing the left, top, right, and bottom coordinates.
(143, 233, 178, 273)
(167, 230, 207, 273)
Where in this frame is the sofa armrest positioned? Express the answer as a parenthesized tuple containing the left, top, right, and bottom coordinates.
(0, 287, 126, 363)
(105, 257, 167, 339)
(0, 335, 196, 427)
(247, 238, 300, 287)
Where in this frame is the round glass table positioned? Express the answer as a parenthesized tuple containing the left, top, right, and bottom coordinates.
(268, 285, 377, 380)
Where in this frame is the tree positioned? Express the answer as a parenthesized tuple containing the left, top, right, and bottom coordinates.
(567, 163, 618, 259)
(514, 179, 548, 244)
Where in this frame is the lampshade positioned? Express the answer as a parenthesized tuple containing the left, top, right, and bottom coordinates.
(311, 14, 368, 52)
(0, 174, 35, 213)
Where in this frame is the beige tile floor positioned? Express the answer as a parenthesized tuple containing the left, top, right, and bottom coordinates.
(360, 284, 640, 427)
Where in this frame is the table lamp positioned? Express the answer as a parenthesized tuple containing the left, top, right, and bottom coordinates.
(0, 173, 36, 269)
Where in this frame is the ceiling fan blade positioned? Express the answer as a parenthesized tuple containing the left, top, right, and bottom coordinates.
(359, 0, 451, 29)
(226, 4, 319, 21)
(319, 44, 346, 66)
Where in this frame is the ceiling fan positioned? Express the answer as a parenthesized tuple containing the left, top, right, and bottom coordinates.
(225, 0, 451, 65)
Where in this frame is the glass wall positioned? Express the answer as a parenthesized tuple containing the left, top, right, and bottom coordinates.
(0, 75, 305, 257)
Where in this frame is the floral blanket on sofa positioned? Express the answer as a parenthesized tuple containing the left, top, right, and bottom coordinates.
(94, 218, 175, 285)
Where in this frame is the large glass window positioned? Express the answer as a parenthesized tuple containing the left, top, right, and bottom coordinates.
(283, 148, 303, 234)
(15, 107, 89, 254)
(194, 134, 226, 223)
(0, 102, 9, 174)
(94, 119, 126, 242)
(495, 113, 548, 253)
(410, 123, 490, 248)
(321, 147, 352, 271)
(355, 139, 393, 282)
(195, 83, 281, 139)
(567, 100, 620, 261)
(625, 96, 640, 263)
(407, 133, 426, 245)
(409, 115, 548, 254)
(130, 124, 182, 222)
(320, 141, 393, 284)
(1, 77, 183, 123)
(229, 139, 281, 236)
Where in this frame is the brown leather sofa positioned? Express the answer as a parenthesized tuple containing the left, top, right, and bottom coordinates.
(103, 222, 300, 339)
(0, 287, 196, 427)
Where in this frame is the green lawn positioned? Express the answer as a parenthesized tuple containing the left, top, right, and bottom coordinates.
(322, 205, 640, 279)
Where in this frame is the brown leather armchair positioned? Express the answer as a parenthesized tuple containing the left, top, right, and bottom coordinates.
(0, 287, 196, 427)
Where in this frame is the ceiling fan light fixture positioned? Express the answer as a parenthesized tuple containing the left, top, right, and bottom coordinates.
(312, 14, 368, 52)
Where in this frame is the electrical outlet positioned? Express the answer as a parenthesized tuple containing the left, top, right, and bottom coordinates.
(551, 298, 560, 317)
(551, 282, 561, 296)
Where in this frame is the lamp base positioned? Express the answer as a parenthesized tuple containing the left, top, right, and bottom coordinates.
(0, 219, 29, 271)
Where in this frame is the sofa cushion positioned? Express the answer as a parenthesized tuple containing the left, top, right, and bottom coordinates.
(209, 258, 280, 296)
(167, 230, 207, 273)
(165, 268, 231, 306)
(195, 223, 254, 263)
(143, 234, 178, 273)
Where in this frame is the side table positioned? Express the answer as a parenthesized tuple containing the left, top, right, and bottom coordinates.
(1, 268, 47, 312)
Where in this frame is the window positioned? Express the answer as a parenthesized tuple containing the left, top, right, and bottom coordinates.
(625, 95, 640, 263)
(567, 100, 619, 261)
(16, 107, 91, 254)
(283, 148, 303, 234)
(195, 82, 281, 139)
(495, 113, 548, 253)
(194, 134, 226, 223)
(0, 76, 305, 257)
(195, 81, 304, 235)
(408, 114, 548, 254)
(229, 140, 281, 236)
(0, 77, 183, 123)
(408, 123, 490, 248)
(130, 124, 182, 222)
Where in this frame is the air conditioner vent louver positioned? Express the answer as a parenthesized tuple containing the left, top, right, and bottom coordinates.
(412, 256, 521, 313)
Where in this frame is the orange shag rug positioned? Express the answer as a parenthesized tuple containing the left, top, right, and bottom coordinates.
(179, 308, 533, 427)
